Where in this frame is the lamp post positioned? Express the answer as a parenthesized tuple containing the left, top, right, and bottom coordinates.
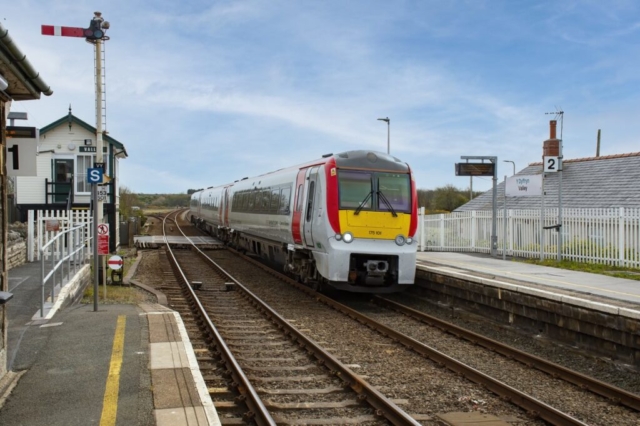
(377, 117, 390, 154)
(503, 160, 515, 176)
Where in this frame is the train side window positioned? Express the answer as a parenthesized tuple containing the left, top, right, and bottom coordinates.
(261, 190, 270, 211)
(270, 188, 280, 213)
(306, 181, 315, 222)
(296, 184, 303, 212)
(280, 187, 291, 215)
(248, 191, 256, 211)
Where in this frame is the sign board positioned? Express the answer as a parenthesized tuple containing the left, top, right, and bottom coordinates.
(45, 219, 60, 232)
(97, 186, 109, 201)
(6, 126, 36, 138)
(88, 168, 103, 184)
(97, 223, 109, 235)
(80, 146, 97, 153)
(455, 162, 495, 177)
(6, 129, 38, 177)
(505, 175, 542, 197)
(108, 255, 123, 270)
(543, 156, 559, 173)
(98, 234, 109, 255)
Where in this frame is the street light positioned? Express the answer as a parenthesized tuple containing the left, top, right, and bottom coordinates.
(503, 160, 515, 176)
(377, 117, 390, 154)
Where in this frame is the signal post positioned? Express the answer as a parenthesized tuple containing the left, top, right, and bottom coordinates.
(42, 12, 111, 303)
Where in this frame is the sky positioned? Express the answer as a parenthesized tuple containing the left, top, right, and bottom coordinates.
(3, 0, 640, 194)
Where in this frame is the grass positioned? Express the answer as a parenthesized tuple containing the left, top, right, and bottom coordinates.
(81, 249, 150, 304)
(82, 284, 149, 304)
(518, 258, 640, 281)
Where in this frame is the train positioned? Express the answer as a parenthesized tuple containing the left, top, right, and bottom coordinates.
(189, 150, 418, 293)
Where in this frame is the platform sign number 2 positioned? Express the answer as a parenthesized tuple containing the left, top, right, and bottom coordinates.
(543, 156, 559, 173)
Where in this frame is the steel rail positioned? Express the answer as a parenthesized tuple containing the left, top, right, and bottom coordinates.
(374, 296, 640, 413)
(229, 248, 590, 426)
(179, 244, 420, 424)
(162, 212, 277, 426)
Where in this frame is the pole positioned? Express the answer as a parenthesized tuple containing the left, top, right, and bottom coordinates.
(95, 36, 108, 292)
(558, 141, 563, 261)
(93, 184, 98, 311)
(387, 120, 390, 155)
(491, 161, 498, 257)
(469, 176, 472, 201)
(503, 175, 507, 261)
(540, 173, 545, 261)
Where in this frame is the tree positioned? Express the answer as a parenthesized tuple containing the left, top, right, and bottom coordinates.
(432, 185, 468, 212)
(119, 185, 140, 218)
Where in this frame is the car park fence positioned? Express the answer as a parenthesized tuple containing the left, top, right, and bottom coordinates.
(417, 207, 640, 268)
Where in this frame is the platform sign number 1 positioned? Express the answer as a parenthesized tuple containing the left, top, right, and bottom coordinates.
(543, 156, 559, 173)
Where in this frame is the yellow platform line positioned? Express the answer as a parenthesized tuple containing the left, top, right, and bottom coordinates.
(100, 315, 126, 426)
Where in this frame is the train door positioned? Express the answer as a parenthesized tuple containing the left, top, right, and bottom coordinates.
(303, 167, 319, 248)
(291, 168, 307, 244)
(223, 186, 230, 227)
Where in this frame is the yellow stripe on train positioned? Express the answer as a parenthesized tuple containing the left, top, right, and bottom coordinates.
(339, 210, 412, 239)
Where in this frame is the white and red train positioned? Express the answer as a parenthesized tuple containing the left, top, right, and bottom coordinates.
(189, 150, 418, 292)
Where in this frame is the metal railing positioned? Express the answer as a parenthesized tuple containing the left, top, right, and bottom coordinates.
(40, 222, 92, 317)
(418, 207, 640, 267)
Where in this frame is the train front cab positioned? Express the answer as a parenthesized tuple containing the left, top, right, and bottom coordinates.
(304, 153, 418, 293)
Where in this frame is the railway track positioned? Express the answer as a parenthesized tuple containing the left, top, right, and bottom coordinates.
(160, 211, 421, 425)
(208, 247, 640, 425)
(152, 209, 639, 425)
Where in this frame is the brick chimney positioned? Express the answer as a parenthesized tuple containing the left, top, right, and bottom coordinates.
(543, 120, 560, 157)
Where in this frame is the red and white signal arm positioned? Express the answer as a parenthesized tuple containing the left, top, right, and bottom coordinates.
(108, 255, 123, 270)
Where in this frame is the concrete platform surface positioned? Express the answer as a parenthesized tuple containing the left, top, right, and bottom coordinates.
(417, 251, 640, 305)
(0, 260, 219, 426)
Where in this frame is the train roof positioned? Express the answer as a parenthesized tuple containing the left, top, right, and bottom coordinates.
(192, 150, 411, 194)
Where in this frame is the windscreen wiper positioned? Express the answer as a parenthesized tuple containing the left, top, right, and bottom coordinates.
(354, 191, 373, 215)
(377, 191, 398, 217)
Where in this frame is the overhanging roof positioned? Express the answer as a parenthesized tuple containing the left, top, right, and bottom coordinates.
(41, 113, 128, 158)
(0, 22, 52, 100)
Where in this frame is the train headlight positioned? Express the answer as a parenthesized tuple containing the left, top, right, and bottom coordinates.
(335, 233, 342, 241)
(395, 235, 406, 246)
(406, 237, 413, 245)
(343, 232, 354, 243)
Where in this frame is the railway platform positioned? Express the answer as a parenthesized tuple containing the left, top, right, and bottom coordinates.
(0, 260, 219, 426)
(416, 251, 640, 306)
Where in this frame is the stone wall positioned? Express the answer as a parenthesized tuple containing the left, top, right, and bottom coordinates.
(7, 223, 27, 270)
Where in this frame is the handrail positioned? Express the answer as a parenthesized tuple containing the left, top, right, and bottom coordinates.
(40, 221, 92, 317)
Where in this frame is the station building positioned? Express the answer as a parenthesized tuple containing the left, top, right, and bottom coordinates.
(10, 110, 128, 252)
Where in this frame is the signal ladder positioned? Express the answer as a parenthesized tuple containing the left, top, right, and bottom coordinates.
(93, 41, 107, 132)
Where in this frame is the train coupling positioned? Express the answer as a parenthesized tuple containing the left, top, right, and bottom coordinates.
(364, 260, 388, 277)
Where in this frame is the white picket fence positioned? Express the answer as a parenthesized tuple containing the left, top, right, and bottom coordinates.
(27, 210, 93, 262)
(418, 207, 640, 268)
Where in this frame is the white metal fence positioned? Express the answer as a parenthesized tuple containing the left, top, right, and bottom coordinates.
(418, 207, 640, 268)
(27, 210, 93, 262)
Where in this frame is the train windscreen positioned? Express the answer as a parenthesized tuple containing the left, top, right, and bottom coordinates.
(377, 173, 411, 213)
(338, 170, 411, 213)
(338, 171, 372, 209)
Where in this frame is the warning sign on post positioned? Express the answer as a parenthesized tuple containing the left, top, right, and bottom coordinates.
(98, 234, 109, 255)
(98, 223, 109, 235)
(108, 255, 123, 270)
